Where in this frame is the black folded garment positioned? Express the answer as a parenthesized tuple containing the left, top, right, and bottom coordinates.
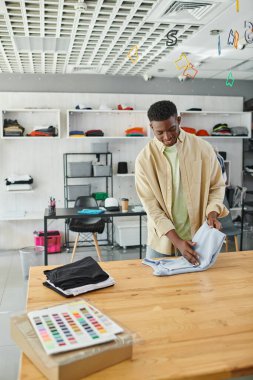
(5, 178, 33, 185)
(44, 256, 109, 290)
(86, 129, 104, 136)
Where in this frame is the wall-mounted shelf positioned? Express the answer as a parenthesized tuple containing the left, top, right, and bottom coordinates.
(1, 108, 60, 139)
(5, 190, 34, 194)
(180, 111, 252, 139)
(69, 109, 146, 113)
(67, 109, 149, 138)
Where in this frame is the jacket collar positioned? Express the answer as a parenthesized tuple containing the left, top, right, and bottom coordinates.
(153, 127, 185, 152)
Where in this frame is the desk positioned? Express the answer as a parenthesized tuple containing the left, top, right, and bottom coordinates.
(44, 207, 146, 265)
(20, 252, 253, 379)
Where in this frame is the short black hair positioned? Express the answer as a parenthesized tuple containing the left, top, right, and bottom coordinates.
(147, 100, 178, 122)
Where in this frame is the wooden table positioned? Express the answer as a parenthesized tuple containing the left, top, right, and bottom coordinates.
(20, 252, 253, 380)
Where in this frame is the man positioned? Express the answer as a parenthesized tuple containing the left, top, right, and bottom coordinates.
(135, 100, 228, 265)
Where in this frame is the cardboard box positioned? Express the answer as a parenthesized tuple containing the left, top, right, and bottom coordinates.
(11, 313, 133, 380)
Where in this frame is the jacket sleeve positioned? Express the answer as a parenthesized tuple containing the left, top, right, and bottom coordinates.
(135, 158, 175, 238)
(205, 149, 229, 218)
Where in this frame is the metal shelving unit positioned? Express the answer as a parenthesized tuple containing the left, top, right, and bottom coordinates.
(63, 152, 113, 249)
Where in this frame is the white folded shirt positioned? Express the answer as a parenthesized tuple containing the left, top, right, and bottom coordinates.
(7, 174, 32, 183)
(46, 276, 116, 296)
(6, 184, 32, 191)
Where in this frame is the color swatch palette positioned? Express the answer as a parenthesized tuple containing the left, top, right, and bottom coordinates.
(28, 300, 122, 355)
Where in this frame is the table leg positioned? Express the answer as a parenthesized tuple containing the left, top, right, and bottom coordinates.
(44, 217, 48, 265)
(140, 215, 142, 259)
(240, 204, 245, 250)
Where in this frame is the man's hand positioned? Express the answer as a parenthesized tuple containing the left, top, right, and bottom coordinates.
(166, 229, 199, 266)
(207, 211, 222, 230)
(176, 239, 199, 265)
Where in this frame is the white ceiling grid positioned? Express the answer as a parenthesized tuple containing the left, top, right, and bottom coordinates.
(0, 0, 200, 75)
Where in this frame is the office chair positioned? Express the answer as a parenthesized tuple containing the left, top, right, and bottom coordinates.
(69, 196, 105, 262)
(218, 195, 241, 252)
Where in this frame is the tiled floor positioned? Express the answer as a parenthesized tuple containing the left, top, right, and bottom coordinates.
(0, 242, 253, 380)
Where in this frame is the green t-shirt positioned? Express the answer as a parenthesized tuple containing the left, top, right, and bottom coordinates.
(164, 145, 191, 240)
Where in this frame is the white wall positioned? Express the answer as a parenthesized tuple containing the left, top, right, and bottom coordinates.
(0, 92, 243, 249)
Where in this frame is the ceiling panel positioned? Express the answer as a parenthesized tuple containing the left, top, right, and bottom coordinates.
(0, 0, 252, 79)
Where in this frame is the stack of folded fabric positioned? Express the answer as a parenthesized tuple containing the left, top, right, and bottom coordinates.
(43, 256, 115, 297)
(117, 104, 133, 110)
(3, 119, 25, 137)
(211, 123, 232, 136)
(230, 126, 248, 136)
(75, 104, 92, 110)
(196, 129, 209, 136)
(181, 126, 196, 134)
(86, 129, 104, 137)
(125, 127, 146, 137)
(5, 174, 33, 191)
(26, 126, 58, 137)
(69, 130, 85, 137)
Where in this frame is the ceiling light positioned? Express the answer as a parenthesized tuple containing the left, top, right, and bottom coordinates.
(178, 74, 188, 82)
(143, 74, 153, 81)
(74, 0, 87, 12)
(210, 29, 223, 35)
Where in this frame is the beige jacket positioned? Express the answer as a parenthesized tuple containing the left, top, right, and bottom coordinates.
(135, 128, 228, 254)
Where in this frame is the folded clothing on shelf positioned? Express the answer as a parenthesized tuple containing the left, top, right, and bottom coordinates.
(196, 129, 209, 136)
(75, 104, 92, 110)
(43, 256, 115, 297)
(69, 130, 85, 137)
(3, 119, 25, 136)
(231, 126, 248, 136)
(27, 126, 58, 137)
(125, 127, 146, 136)
(211, 123, 232, 136)
(6, 184, 32, 191)
(181, 127, 197, 134)
(5, 174, 33, 185)
(85, 129, 104, 137)
(117, 104, 133, 111)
